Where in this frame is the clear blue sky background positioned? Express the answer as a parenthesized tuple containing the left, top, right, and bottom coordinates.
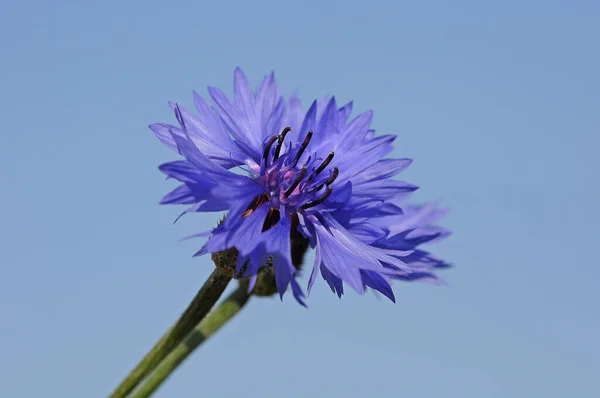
(1, 1, 598, 397)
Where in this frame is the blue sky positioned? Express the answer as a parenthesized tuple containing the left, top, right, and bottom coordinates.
(1, 1, 598, 397)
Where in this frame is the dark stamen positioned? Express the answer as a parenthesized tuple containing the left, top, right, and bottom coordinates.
(243, 194, 269, 217)
(293, 130, 313, 166)
(263, 135, 279, 163)
(315, 151, 334, 175)
(305, 173, 315, 186)
(262, 208, 281, 232)
(315, 166, 339, 191)
(326, 166, 339, 185)
(301, 186, 333, 209)
(273, 127, 292, 160)
(284, 164, 307, 197)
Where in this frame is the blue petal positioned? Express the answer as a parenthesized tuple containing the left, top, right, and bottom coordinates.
(149, 122, 183, 152)
(208, 86, 261, 160)
(347, 222, 387, 244)
(168, 102, 245, 168)
(353, 180, 419, 199)
(401, 250, 452, 269)
(262, 217, 294, 293)
(386, 202, 447, 238)
(264, 98, 285, 143)
(168, 126, 264, 205)
(317, 97, 341, 137)
(205, 205, 306, 304)
(352, 158, 413, 185)
(336, 135, 396, 185)
(255, 71, 284, 142)
(320, 264, 344, 298)
(233, 67, 256, 123)
(334, 110, 373, 154)
(360, 270, 395, 302)
(159, 185, 198, 205)
(338, 101, 353, 124)
(283, 95, 304, 144)
(159, 160, 214, 184)
(405, 226, 452, 245)
(313, 213, 415, 275)
(262, 215, 307, 304)
(298, 100, 318, 145)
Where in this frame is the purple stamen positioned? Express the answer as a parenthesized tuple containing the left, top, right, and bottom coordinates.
(315, 166, 339, 191)
(263, 135, 279, 164)
(293, 130, 313, 166)
(284, 164, 307, 197)
(274, 127, 292, 160)
(301, 186, 333, 209)
(315, 151, 334, 175)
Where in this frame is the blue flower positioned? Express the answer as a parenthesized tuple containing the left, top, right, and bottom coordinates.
(151, 68, 450, 305)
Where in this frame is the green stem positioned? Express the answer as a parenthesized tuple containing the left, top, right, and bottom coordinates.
(109, 269, 232, 398)
(131, 285, 251, 398)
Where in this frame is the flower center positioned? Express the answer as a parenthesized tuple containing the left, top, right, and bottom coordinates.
(243, 127, 340, 227)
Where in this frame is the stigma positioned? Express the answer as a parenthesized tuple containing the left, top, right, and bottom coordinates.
(244, 127, 340, 223)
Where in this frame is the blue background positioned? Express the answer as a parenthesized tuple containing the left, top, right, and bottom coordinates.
(1, 1, 598, 397)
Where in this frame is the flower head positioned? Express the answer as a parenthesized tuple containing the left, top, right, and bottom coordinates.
(151, 68, 450, 305)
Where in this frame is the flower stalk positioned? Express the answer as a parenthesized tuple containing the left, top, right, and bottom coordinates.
(130, 284, 251, 398)
(109, 268, 232, 398)
(128, 232, 309, 397)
